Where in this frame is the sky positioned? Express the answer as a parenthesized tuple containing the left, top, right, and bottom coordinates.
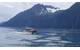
(0, 2, 75, 23)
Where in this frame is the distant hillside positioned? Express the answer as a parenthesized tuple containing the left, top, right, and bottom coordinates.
(1, 3, 80, 29)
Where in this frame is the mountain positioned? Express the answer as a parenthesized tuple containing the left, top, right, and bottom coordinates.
(52, 2, 80, 29)
(1, 3, 80, 29)
(0, 4, 58, 28)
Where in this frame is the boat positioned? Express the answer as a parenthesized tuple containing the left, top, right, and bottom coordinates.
(23, 27, 37, 34)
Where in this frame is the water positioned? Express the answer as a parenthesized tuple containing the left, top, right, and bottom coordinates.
(0, 27, 80, 47)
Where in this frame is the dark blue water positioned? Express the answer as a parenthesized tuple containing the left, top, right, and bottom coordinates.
(15, 29, 80, 47)
(19, 29, 80, 47)
(0, 27, 80, 47)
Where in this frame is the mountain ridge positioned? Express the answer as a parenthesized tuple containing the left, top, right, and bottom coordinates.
(1, 3, 80, 29)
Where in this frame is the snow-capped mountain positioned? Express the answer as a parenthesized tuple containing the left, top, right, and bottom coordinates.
(0, 4, 59, 28)
(1, 2, 80, 29)
(27, 4, 59, 15)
